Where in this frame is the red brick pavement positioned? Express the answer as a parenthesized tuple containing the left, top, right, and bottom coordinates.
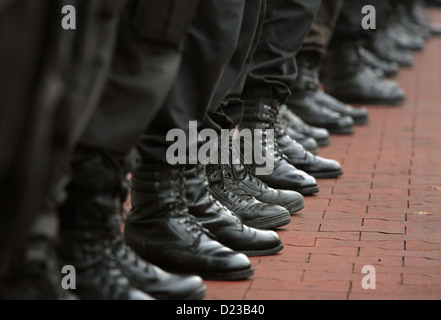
(204, 8, 441, 300)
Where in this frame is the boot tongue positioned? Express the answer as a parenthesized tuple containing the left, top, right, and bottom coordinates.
(222, 170, 254, 201)
(172, 210, 217, 243)
(206, 164, 253, 201)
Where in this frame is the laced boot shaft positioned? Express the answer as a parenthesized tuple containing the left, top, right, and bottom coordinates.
(286, 58, 356, 135)
(292, 52, 369, 126)
(58, 149, 153, 300)
(325, 41, 367, 81)
(239, 98, 319, 195)
(184, 164, 242, 227)
(0, 187, 75, 300)
(292, 54, 321, 95)
(241, 99, 290, 165)
(128, 163, 209, 241)
(60, 150, 205, 300)
(124, 162, 254, 281)
(0, 230, 66, 300)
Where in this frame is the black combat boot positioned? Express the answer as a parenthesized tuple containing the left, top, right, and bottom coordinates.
(0, 242, 67, 300)
(365, 31, 414, 68)
(124, 162, 254, 281)
(99, 164, 207, 300)
(58, 149, 154, 300)
(279, 105, 331, 147)
(227, 162, 305, 215)
(59, 149, 206, 300)
(323, 41, 407, 105)
(61, 150, 206, 299)
(395, 1, 432, 40)
(205, 163, 291, 230)
(277, 121, 319, 154)
(0, 208, 74, 300)
(276, 124, 343, 179)
(239, 98, 319, 196)
(184, 165, 284, 256)
(241, 98, 343, 180)
(108, 216, 206, 300)
(358, 47, 399, 78)
(287, 54, 366, 130)
(221, 145, 305, 215)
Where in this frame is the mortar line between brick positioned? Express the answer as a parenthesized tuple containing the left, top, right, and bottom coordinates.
(242, 260, 261, 300)
(346, 281, 353, 301)
(242, 278, 254, 300)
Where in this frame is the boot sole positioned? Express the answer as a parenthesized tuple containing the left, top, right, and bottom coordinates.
(261, 183, 319, 196)
(286, 197, 306, 215)
(296, 185, 320, 196)
(353, 117, 370, 126)
(327, 126, 355, 135)
(157, 266, 255, 282)
(192, 268, 255, 281)
(329, 95, 406, 106)
(240, 242, 284, 257)
(316, 137, 331, 147)
(184, 286, 207, 300)
(309, 169, 343, 179)
(152, 284, 207, 300)
(242, 211, 291, 230)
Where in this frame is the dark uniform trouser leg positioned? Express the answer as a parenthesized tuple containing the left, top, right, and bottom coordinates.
(78, 0, 200, 156)
(208, 0, 266, 130)
(300, 0, 344, 56)
(0, 0, 74, 277)
(137, 0, 248, 164)
(241, 0, 322, 104)
(332, 0, 391, 44)
(0, 0, 125, 280)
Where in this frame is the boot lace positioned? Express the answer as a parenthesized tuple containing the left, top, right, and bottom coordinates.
(207, 164, 254, 204)
(174, 169, 213, 239)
